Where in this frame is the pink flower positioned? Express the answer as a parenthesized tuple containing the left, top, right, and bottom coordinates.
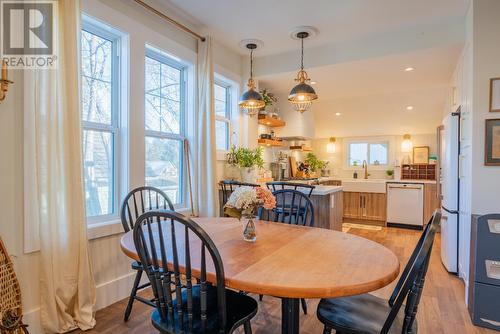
(256, 187, 276, 210)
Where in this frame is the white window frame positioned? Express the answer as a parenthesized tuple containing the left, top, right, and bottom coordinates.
(81, 19, 122, 224)
(144, 47, 187, 208)
(344, 138, 392, 170)
(214, 79, 232, 152)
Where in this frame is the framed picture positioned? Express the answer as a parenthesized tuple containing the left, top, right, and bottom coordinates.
(490, 78, 500, 112)
(413, 146, 429, 164)
(485, 119, 500, 166)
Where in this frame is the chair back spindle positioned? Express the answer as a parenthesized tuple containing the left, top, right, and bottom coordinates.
(266, 181, 315, 197)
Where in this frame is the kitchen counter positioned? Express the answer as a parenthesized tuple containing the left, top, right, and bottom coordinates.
(309, 185, 343, 195)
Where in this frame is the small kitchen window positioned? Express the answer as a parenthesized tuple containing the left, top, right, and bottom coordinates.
(347, 141, 389, 167)
(214, 80, 231, 151)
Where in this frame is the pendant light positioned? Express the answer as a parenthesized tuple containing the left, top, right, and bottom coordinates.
(288, 31, 318, 113)
(326, 137, 336, 154)
(239, 43, 265, 116)
(401, 134, 413, 153)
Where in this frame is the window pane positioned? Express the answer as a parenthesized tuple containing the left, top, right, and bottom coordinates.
(349, 143, 368, 166)
(215, 120, 229, 150)
(83, 130, 114, 217)
(81, 30, 113, 124)
(370, 143, 388, 165)
(145, 56, 181, 134)
(145, 137, 182, 204)
(215, 84, 227, 117)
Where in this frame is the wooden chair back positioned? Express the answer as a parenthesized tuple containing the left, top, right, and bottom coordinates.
(266, 181, 315, 197)
(218, 180, 259, 207)
(259, 189, 315, 227)
(381, 211, 441, 333)
(133, 210, 227, 331)
(120, 186, 175, 232)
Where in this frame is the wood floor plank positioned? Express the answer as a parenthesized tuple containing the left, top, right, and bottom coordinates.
(74, 225, 496, 334)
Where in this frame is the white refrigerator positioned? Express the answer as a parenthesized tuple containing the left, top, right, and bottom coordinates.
(438, 111, 460, 274)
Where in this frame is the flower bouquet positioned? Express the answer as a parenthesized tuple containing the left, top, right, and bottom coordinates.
(223, 186, 276, 242)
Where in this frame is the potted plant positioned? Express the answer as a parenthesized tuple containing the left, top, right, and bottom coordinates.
(259, 89, 278, 115)
(232, 146, 264, 183)
(223, 186, 276, 242)
(304, 153, 328, 177)
(386, 169, 394, 180)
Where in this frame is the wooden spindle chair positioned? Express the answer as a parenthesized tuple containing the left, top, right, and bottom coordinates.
(218, 180, 259, 209)
(133, 210, 258, 333)
(317, 211, 442, 334)
(0, 238, 29, 334)
(266, 181, 315, 197)
(258, 189, 315, 314)
(120, 186, 175, 321)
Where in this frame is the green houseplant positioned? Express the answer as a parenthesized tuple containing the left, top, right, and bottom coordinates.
(304, 153, 328, 173)
(386, 169, 394, 179)
(227, 146, 264, 183)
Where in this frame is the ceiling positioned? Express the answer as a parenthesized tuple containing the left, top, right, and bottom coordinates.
(164, 0, 468, 56)
(259, 44, 462, 137)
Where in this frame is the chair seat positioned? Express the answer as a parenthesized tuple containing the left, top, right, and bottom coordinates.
(317, 293, 418, 334)
(151, 285, 257, 334)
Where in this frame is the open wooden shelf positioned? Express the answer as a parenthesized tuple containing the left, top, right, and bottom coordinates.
(401, 164, 437, 180)
(257, 115, 286, 127)
(258, 138, 284, 147)
(289, 145, 312, 152)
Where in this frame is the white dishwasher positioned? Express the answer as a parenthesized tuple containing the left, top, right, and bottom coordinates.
(386, 183, 424, 228)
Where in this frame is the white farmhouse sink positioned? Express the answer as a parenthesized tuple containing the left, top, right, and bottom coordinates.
(341, 179, 387, 193)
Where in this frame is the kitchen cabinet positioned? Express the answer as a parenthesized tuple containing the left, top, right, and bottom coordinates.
(423, 183, 440, 224)
(343, 192, 360, 219)
(320, 180, 342, 186)
(343, 192, 386, 223)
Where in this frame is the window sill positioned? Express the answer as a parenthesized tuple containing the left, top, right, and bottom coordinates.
(87, 208, 194, 240)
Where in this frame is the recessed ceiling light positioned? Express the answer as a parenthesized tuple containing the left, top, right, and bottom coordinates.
(404, 67, 415, 72)
(310, 81, 317, 85)
(335, 112, 341, 116)
(406, 105, 414, 111)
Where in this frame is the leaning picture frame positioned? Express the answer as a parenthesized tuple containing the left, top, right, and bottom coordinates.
(413, 146, 429, 164)
(490, 78, 500, 112)
(485, 119, 500, 166)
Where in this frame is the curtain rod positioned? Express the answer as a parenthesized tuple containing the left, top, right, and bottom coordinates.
(132, 0, 206, 42)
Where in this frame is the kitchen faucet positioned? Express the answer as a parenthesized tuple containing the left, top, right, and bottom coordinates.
(362, 160, 369, 179)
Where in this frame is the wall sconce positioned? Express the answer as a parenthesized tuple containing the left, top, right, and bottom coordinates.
(0, 60, 14, 102)
(401, 134, 413, 153)
(326, 137, 336, 154)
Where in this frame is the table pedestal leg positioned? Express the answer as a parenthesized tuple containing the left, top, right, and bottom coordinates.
(281, 298, 299, 334)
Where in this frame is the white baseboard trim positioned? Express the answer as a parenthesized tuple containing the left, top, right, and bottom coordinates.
(21, 272, 146, 333)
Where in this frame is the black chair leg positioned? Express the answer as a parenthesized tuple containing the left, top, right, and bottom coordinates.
(322, 326, 332, 334)
(243, 321, 252, 334)
(124, 269, 143, 321)
(259, 294, 263, 301)
(300, 298, 307, 315)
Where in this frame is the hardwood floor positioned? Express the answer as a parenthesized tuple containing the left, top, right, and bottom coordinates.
(75, 226, 496, 334)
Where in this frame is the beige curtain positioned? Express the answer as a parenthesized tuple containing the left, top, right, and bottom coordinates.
(32, 0, 96, 332)
(195, 36, 219, 217)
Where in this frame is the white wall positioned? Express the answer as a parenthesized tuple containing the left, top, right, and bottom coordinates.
(0, 0, 244, 331)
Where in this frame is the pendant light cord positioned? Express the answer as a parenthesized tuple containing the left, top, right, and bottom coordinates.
(300, 37, 304, 71)
(250, 49, 254, 79)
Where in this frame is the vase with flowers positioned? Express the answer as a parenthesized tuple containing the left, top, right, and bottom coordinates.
(223, 186, 276, 242)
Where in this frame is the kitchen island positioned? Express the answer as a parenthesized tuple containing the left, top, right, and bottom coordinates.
(218, 182, 343, 231)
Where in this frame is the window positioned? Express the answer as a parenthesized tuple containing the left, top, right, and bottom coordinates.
(81, 23, 120, 218)
(214, 82, 231, 151)
(144, 49, 186, 205)
(348, 142, 389, 166)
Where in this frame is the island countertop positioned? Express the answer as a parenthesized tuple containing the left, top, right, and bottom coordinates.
(309, 185, 343, 195)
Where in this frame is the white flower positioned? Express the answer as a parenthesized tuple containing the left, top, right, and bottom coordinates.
(226, 186, 259, 210)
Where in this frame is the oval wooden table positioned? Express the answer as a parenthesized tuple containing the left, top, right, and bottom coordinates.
(121, 217, 400, 334)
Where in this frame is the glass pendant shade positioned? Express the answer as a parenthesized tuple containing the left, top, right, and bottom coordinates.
(401, 134, 413, 153)
(326, 137, 336, 154)
(240, 44, 265, 116)
(288, 32, 318, 113)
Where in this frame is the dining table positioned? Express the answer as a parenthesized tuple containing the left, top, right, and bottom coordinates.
(120, 217, 400, 334)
